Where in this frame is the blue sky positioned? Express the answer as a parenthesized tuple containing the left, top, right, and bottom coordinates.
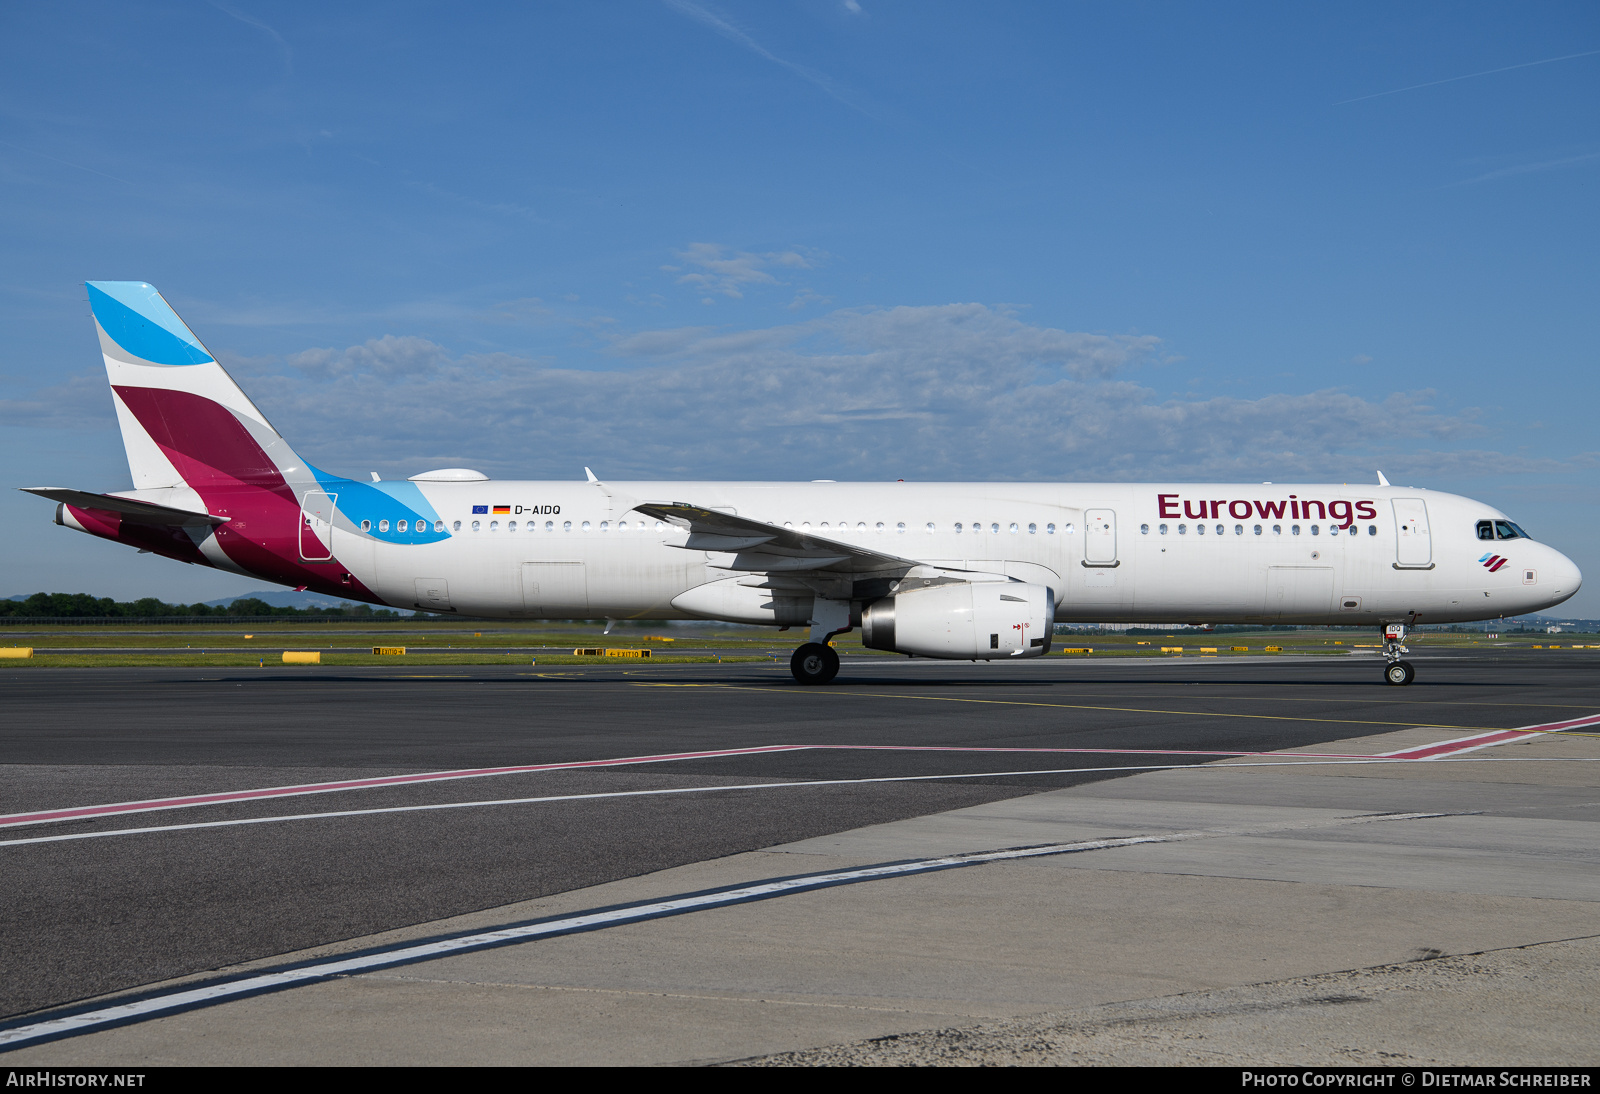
(2, 1, 1597, 613)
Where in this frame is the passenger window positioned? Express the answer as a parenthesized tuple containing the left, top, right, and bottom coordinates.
(1215, 524, 1223, 535)
(1272, 524, 1281, 535)
(563, 521, 571, 532)
(397, 520, 408, 532)
(600, 521, 609, 532)
(857, 522, 866, 532)
(1178, 524, 1187, 534)
(1291, 525, 1300, 535)
(1008, 523, 1018, 534)
(1064, 523, 1076, 534)
(1328, 524, 1337, 535)
(452, 521, 460, 532)
(926, 522, 935, 533)
(1310, 525, 1319, 536)
(1197, 523, 1206, 535)
(471, 521, 480, 532)
(1234, 524, 1243, 535)
(508, 521, 517, 532)
(545, 520, 554, 531)
(1047, 523, 1056, 534)
(361, 520, 372, 532)
(434, 521, 443, 532)
(1253, 524, 1262, 535)
(490, 521, 499, 531)
(1368, 525, 1377, 535)
(379, 519, 390, 532)
(954, 523, 963, 533)
(1028, 523, 1037, 534)
(1159, 523, 1168, 535)
(990, 523, 999, 534)
(1140, 524, 1149, 534)
(581, 521, 591, 532)
(897, 522, 906, 533)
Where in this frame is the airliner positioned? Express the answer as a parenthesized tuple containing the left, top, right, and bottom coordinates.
(24, 282, 1582, 686)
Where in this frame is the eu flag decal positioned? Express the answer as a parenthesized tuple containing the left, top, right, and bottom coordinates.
(471, 505, 488, 514)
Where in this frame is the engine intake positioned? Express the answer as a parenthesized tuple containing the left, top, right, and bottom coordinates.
(862, 582, 1054, 660)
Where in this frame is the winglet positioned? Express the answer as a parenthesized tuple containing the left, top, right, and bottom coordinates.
(584, 467, 598, 483)
(1376, 471, 1391, 487)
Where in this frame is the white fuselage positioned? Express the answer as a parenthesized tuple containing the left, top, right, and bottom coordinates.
(323, 479, 1581, 626)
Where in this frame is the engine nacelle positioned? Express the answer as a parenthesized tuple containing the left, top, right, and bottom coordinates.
(862, 581, 1054, 660)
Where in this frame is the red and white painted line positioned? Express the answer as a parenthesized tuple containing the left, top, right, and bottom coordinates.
(0, 744, 1394, 832)
(3, 715, 1594, 833)
(0, 745, 809, 830)
(1380, 712, 1600, 760)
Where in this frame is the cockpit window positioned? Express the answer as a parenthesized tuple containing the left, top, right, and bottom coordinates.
(1481, 519, 1530, 541)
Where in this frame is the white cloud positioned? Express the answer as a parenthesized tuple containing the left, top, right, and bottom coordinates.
(662, 242, 815, 299)
(15, 303, 1572, 491)
(207, 303, 1558, 487)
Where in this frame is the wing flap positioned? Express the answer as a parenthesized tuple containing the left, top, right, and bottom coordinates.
(634, 500, 916, 574)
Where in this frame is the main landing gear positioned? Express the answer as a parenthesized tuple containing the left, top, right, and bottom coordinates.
(790, 642, 840, 685)
(1382, 623, 1414, 686)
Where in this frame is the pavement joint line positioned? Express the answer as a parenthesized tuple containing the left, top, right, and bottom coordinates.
(0, 762, 1567, 850)
(0, 809, 1466, 1053)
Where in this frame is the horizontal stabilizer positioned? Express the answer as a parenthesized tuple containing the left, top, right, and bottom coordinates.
(20, 487, 225, 525)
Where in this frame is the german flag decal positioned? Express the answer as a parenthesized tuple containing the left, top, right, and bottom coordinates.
(493, 505, 511, 514)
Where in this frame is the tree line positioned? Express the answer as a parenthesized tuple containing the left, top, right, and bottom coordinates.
(0, 593, 409, 620)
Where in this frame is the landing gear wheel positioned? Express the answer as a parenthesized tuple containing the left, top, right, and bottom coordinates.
(1384, 660, 1415, 686)
(790, 642, 840, 685)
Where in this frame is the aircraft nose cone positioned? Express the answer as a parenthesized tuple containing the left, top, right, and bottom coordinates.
(1544, 548, 1582, 606)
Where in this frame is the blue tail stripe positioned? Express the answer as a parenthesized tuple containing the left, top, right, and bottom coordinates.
(86, 282, 213, 366)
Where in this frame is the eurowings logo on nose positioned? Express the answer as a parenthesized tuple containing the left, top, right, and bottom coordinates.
(1479, 553, 1509, 572)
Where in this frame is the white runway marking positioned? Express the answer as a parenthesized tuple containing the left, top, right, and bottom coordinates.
(0, 810, 1454, 1052)
(0, 757, 1585, 850)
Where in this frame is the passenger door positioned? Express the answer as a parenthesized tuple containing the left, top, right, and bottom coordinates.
(1083, 509, 1118, 566)
(299, 491, 336, 562)
(1392, 499, 1433, 569)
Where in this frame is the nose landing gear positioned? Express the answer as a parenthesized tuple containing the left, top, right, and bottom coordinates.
(1382, 623, 1414, 686)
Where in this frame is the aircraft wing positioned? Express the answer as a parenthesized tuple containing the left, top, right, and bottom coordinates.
(20, 487, 226, 526)
(633, 500, 917, 576)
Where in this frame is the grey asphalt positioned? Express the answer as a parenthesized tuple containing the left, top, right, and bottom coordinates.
(0, 649, 1590, 1027)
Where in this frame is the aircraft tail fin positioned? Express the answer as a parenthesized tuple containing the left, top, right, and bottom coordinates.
(86, 281, 302, 492)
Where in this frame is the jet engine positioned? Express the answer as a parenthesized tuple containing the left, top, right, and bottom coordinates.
(862, 581, 1054, 659)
